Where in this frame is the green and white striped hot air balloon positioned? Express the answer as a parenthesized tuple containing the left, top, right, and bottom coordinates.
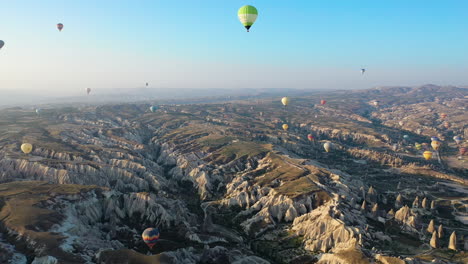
(238, 5, 258, 32)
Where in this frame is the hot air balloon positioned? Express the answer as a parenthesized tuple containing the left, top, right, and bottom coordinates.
(149, 106, 158, 112)
(21, 143, 33, 154)
(323, 142, 332, 152)
(431, 140, 441, 151)
(423, 151, 433, 160)
(416, 128, 422, 135)
(282, 124, 289, 131)
(453, 136, 462, 144)
(373, 101, 379, 107)
(460, 147, 467, 155)
(431, 136, 440, 142)
(35, 109, 42, 115)
(403, 135, 410, 140)
(146, 82, 148, 87)
(415, 143, 422, 150)
(398, 121, 404, 126)
(281, 97, 290, 107)
(320, 100, 327, 105)
(361, 68, 366, 75)
(57, 23, 64, 32)
(307, 134, 314, 141)
(440, 113, 447, 119)
(392, 144, 398, 151)
(86, 88, 91, 95)
(142, 228, 160, 249)
(0, 40, 4, 50)
(238, 5, 258, 32)
(443, 122, 451, 129)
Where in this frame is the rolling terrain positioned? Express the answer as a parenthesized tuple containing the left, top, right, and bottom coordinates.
(0, 85, 467, 264)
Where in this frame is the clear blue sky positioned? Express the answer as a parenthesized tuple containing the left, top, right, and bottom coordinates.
(1, 0, 467, 95)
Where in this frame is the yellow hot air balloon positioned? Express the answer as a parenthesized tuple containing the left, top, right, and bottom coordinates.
(423, 151, 433, 160)
(324, 142, 332, 152)
(431, 141, 441, 151)
(415, 143, 422, 150)
(21, 143, 33, 154)
(281, 97, 290, 107)
(282, 124, 289, 131)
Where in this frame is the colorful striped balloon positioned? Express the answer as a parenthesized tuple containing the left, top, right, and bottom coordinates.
(142, 228, 160, 249)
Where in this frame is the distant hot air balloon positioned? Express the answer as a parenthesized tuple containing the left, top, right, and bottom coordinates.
(416, 128, 422, 135)
(146, 82, 149, 87)
(403, 135, 410, 140)
(142, 228, 160, 249)
(282, 124, 289, 131)
(423, 151, 433, 160)
(320, 100, 327, 105)
(431, 140, 441, 151)
(431, 136, 440, 142)
(35, 108, 42, 115)
(453, 136, 462, 144)
(361, 68, 366, 75)
(238, 5, 258, 32)
(57, 23, 64, 32)
(281, 97, 290, 107)
(443, 122, 451, 129)
(398, 121, 404, 126)
(0, 40, 4, 50)
(440, 113, 447, 119)
(21, 143, 33, 154)
(460, 147, 467, 155)
(307, 134, 314, 141)
(392, 144, 398, 151)
(415, 143, 422, 150)
(323, 142, 332, 152)
(149, 106, 158, 112)
(373, 101, 380, 107)
(86, 88, 91, 95)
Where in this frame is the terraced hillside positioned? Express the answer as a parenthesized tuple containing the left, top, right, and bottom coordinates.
(0, 85, 467, 264)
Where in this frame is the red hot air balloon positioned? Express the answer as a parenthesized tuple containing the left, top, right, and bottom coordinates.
(57, 23, 64, 32)
(142, 228, 160, 249)
(320, 100, 327, 105)
(440, 113, 447, 119)
(307, 134, 314, 141)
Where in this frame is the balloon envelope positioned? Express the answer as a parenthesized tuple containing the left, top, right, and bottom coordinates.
(86, 88, 91, 95)
(282, 124, 289, 131)
(150, 106, 158, 112)
(21, 143, 33, 154)
(35, 109, 42, 114)
(324, 142, 332, 152)
(453, 136, 462, 144)
(142, 228, 160, 249)
(320, 100, 327, 105)
(57, 23, 63, 31)
(281, 97, 290, 106)
(0, 40, 4, 49)
(423, 151, 432, 160)
(403, 135, 410, 140)
(431, 141, 441, 151)
(460, 147, 467, 155)
(238, 5, 258, 32)
(415, 143, 422, 150)
(307, 134, 314, 141)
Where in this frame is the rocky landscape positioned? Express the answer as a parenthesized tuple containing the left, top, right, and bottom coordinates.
(0, 85, 467, 264)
